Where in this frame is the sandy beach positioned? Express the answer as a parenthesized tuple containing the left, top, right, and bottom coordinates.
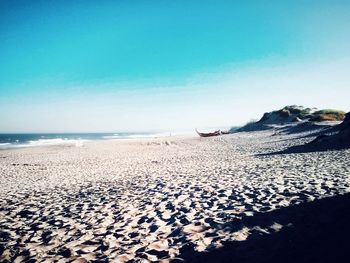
(1, 130, 350, 262)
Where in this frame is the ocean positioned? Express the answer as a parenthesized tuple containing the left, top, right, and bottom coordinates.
(0, 132, 169, 150)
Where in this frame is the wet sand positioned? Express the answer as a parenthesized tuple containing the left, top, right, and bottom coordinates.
(0, 130, 349, 262)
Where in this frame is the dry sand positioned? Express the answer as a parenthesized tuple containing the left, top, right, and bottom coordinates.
(0, 130, 350, 262)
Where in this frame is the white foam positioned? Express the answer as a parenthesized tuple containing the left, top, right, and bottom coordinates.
(0, 143, 11, 149)
(0, 139, 86, 150)
(27, 138, 86, 147)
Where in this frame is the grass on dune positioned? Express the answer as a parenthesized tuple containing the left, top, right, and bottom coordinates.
(311, 109, 345, 122)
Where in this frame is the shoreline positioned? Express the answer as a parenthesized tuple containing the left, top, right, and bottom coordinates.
(0, 133, 196, 151)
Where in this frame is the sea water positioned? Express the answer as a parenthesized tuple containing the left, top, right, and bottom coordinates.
(0, 132, 168, 149)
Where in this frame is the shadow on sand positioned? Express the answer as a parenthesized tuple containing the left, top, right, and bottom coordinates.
(256, 144, 345, 156)
(176, 193, 350, 263)
(258, 133, 350, 156)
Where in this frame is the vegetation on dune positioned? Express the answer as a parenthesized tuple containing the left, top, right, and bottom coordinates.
(314, 109, 346, 114)
(280, 105, 317, 119)
(264, 106, 345, 123)
(310, 109, 345, 122)
(259, 106, 315, 122)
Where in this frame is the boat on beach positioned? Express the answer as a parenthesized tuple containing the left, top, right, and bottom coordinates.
(196, 129, 228, 137)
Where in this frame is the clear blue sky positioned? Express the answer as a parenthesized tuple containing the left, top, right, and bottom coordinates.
(1, 1, 350, 132)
